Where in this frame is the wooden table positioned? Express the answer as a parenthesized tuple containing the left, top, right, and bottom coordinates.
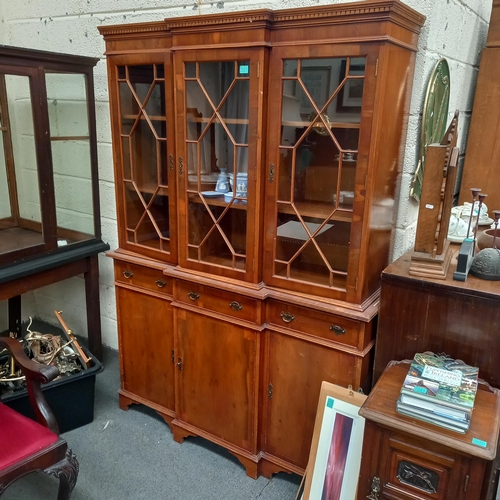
(0, 241, 109, 360)
(374, 249, 500, 387)
(358, 361, 500, 500)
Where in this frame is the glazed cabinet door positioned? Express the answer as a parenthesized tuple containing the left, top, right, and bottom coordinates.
(262, 330, 368, 472)
(174, 49, 265, 282)
(115, 285, 175, 415)
(175, 308, 259, 452)
(107, 54, 177, 263)
(263, 45, 379, 302)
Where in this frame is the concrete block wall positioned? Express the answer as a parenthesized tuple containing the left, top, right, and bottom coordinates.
(0, 0, 493, 349)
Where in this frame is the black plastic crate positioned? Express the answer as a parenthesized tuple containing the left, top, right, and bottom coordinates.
(1, 346, 102, 434)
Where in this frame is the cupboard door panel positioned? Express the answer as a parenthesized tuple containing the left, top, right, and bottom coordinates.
(176, 309, 258, 451)
(264, 331, 360, 469)
(116, 286, 175, 411)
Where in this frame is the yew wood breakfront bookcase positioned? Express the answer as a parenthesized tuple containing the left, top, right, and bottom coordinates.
(99, 0, 425, 478)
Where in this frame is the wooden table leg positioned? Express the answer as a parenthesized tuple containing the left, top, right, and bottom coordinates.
(84, 254, 103, 361)
(8, 295, 21, 337)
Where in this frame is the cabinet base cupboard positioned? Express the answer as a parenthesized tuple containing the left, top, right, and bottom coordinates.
(99, 1, 425, 478)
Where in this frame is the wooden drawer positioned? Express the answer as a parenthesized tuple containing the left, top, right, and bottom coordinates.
(175, 280, 259, 324)
(267, 299, 371, 350)
(114, 261, 172, 295)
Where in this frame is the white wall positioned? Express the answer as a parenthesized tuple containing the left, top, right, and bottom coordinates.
(0, 0, 493, 349)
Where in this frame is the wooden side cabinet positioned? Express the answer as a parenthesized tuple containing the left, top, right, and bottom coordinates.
(373, 251, 500, 387)
(358, 361, 500, 500)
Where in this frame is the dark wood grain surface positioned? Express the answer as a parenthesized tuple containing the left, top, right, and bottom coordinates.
(374, 249, 500, 387)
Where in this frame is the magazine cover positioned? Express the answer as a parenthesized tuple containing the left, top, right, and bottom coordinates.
(401, 352, 478, 409)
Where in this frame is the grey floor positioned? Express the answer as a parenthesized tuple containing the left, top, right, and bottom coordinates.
(3, 345, 302, 500)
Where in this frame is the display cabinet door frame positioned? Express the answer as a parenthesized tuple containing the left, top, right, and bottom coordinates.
(174, 48, 266, 283)
(107, 52, 178, 264)
(263, 44, 380, 303)
(0, 64, 56, 264)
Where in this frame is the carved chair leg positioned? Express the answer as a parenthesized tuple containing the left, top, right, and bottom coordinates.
(44, 449, 79, 500)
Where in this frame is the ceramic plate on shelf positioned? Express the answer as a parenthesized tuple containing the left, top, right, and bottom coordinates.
(447, 234, 469, 243)
(478, 217, 494, 226)
(201, 191, 224, 198)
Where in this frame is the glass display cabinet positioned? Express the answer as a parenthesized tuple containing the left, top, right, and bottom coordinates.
(100, 0, 425, 479)
(0, 46, 108, 359)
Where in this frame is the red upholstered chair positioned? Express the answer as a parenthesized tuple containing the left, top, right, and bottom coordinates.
(0, 337, 79, 499)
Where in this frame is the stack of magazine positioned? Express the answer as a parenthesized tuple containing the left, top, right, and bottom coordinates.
(396, 352, 479, 434)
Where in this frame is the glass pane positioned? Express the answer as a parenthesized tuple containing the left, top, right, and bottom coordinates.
(275, 214, 349, 288)
(185, 62, 196, 79)
(46, 72, 95, 243)
(144, 82, 166, 139)
(273, 56, 366, 288)
(119, 64, 170, 254)
(0, 133, 10, 218)
(2, 75, 43, 230)
(182, 60, 250, 271)
(46, 72, 89, 137)
(51, 140, 94, 238)
(188, 195, 247, 270)
(199, 61, 235, 107)
(131, 119, 160, 191)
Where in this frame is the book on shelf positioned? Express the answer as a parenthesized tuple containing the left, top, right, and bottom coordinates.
(396, 352, 479, 433)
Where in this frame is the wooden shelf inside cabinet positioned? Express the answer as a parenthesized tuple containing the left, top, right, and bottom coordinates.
(187, 117, 249, 125)
(277, 202, 353, 222)
(125, 182, 169, 195)
(282, 120, 361, 129)
(122, 114, 166, 121)
(188, 193, 249, 210)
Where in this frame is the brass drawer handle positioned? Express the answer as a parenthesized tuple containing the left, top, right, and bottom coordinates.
(229, 301, 242, 312)
(188, 291, 200, 301)
(330, 324, 346, 335)
(123, 270, 133, 279)
(155, 279, 166, 288)
(280, 311, 295, 323)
